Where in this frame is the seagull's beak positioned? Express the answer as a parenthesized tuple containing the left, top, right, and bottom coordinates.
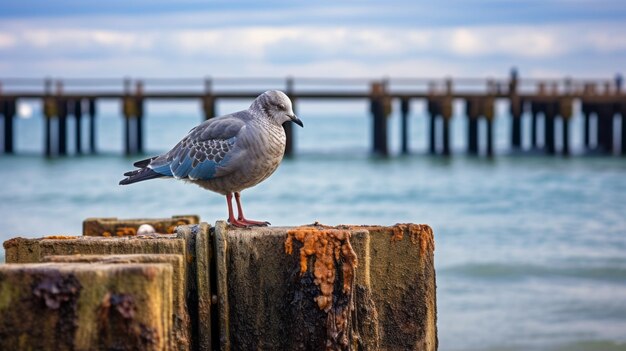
(289, 114, 304, 128)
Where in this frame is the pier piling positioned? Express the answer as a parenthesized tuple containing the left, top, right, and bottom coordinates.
(582, 102, 591, 148)
(597, 104, 614, 154)
(560, 97, 573, 155)
(544, 102, 556, 155)
(621, 103, 626, 156)
(466, 100, 479, 155)
(88, 99, 97, 153)
(530, 102, 539, 149)
(284, 77, 295, 156)
(428, 98, 438, 154)
(58, 98, 68, 156)
(370, 82, 389, 156)
(2, 99, 15, 154)
(484, 96, 495, 157)
(486, 117, 494, 156)
(400, 97, 410, 154)
(74, 99, 82, 154)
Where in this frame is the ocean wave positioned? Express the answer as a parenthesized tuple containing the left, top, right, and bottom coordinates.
(442, 262, 626, 282)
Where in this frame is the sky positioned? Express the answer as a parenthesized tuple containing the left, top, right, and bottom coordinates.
(0, 0, 625, 80)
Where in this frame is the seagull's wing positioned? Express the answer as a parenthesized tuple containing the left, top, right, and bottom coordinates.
(148, 113, 248, 180)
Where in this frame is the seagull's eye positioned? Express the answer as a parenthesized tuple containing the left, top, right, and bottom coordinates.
(278, 103, 286, 110)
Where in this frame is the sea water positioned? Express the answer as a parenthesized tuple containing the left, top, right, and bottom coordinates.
(0, 100, 625, 350)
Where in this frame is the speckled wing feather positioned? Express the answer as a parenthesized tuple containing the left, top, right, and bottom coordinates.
(148, 114, 247, 180)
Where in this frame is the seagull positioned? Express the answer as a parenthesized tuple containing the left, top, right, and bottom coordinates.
(119, 90, 303, 227)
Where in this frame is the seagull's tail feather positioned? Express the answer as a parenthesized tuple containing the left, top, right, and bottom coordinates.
(133, 156, 158, 168)
(119, 167, 163, 185)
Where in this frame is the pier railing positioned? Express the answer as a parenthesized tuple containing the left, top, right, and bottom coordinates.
(0, 72, 624, 156)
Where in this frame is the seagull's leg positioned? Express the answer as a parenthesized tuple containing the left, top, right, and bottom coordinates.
(226, 193, 247, 227)
(234, 192, 270, 226)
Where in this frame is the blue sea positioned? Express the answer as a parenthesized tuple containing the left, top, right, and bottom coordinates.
(1, 99, 625, 350)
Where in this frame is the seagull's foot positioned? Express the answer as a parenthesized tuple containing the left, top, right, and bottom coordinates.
(227, 217, 270, 228)
(237, 217, 271, 227)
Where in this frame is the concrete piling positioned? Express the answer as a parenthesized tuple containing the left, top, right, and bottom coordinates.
(83, 215, 199, 237)
(3, 222, 212, 350)
(213, 221, 437, 351)
(3, 220, 437, 350)
(43, 254, 190, 350)
(0, 263, 173, 351)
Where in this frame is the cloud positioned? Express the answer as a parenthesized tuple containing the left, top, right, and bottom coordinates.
(0, 20, 625, 77)
(0, 32, 16, 48)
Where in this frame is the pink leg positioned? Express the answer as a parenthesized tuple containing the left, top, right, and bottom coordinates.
(226, 193, 247, 227)
(234, 192, 270, 226)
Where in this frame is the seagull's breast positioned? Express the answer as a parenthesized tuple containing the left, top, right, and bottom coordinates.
(240, 120, 286, 182)
(196, 120, 286, 194)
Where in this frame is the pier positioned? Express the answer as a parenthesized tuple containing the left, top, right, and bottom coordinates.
(0, 70, 624, 157)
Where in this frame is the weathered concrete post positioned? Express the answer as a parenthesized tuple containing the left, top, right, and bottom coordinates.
(0, 263, 174, 351)
(43, 254, 190, 350)
(213, 221, 437, 350)
(3, 220, 212, 351)
(3, 220, 436, 350)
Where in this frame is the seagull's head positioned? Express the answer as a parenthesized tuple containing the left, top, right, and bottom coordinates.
(253, 90, 303, 128)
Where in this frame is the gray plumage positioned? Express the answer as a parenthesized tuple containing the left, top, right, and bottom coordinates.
(119, 90, 303, 226)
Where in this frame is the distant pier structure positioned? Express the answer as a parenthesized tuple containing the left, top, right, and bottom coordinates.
(1, 70, 625, 157)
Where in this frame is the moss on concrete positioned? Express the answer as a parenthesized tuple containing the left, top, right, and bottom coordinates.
(43, 254, 189, 351)
(213, 222, 437, 351)
(0, 263, 173, 351)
